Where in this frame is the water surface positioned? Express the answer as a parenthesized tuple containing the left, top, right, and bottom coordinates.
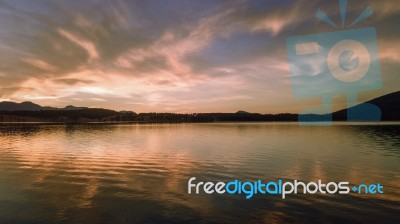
(0, 123, 399, 223)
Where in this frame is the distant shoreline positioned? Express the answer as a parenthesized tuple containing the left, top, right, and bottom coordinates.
(1, 121, 399, 126)
(1, 91, 399, 123)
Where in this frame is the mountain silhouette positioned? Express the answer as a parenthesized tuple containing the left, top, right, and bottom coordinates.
(0, 101, 88, 111)
(236, 110, 250, 114)
(333, 91, 400, 121)
(0, 91, 398, 123)
(0, 101, 43, 111)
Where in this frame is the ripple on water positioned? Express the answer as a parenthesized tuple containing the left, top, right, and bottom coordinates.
(0, 123, 399, 223)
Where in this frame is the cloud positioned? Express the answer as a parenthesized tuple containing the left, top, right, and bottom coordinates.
(248, 6, 304, 36)
(369, 1, 400, 18)
(379, 40, 400, 63)
(0, 0, 398, 112)
(251, 17, 293, 36)
(58, 29, 99, 63)
(52, 78, 95, 85)
(21, 58, 57, 72)
(380, 49, 400, 63)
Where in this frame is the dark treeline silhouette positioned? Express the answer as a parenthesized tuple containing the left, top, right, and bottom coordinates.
(0, 109, 120, 123)
(0, 109, 399, 124)
(0, 110, 298, 123)
(134, 113, 298, 122)
(0, 91, 399, 123)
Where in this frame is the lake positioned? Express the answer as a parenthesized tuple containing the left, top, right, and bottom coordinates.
(0, 123, 399, 223)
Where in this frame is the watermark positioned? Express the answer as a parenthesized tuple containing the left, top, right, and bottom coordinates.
(188, 177, 384, 199)
(286, 0, 382, 125)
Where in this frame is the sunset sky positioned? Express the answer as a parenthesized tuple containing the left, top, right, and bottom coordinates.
(0, 0, 399, 113)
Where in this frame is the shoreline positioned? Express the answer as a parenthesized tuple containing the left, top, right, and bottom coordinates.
(0, 121, 399, 126)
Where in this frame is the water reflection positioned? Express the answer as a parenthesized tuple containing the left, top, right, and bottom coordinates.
(0, 123, 399, 223)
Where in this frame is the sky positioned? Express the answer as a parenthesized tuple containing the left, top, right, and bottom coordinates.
(0, 0, 399, 113)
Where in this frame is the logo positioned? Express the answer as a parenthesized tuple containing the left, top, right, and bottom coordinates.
(188, 177, 384, 200)
(286, 0, 382, 125)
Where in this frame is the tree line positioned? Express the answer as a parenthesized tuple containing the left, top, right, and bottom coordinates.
(0, 109, 299, 123)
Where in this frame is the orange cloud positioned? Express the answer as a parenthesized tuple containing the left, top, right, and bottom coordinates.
(21, 58, 57, 72)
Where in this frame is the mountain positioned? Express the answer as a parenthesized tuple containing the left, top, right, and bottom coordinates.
(366, 91, 400, 120)
(0, 102, 88, 111)
(0, 91, 398, 123)
(333, 91, 400, 121)
(0, 101, 42, 111)
(236, 110, 250, 114)
(0, 101, 134, 123)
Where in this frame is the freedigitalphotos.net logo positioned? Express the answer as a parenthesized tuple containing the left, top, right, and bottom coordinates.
(286, 0, 382, 125)
(188, 177, 383, 199)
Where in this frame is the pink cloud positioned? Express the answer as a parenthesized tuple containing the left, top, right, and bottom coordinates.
(58, 29, 99, 62)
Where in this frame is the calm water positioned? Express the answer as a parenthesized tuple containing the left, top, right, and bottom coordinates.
(0, 123, 399, 223)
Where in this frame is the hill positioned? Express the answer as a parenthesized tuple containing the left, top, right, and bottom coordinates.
(333, 91, 400, 121)
(0, 91, 398, 123)
(0, 101, 89, 111)
(0, 102, 134, 123)
(0, 101, 43, 111)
